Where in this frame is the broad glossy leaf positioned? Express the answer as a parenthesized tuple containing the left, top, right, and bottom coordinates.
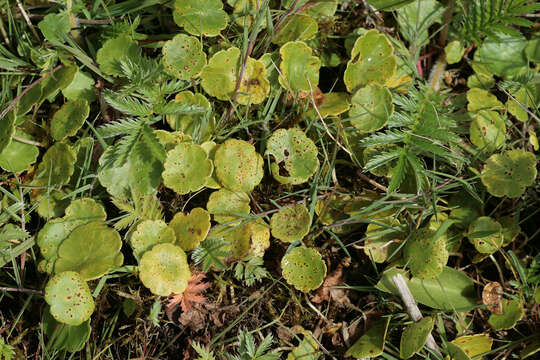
(38, 12, 70, 43)
(476, 33, 528, 78)
(201, 47, 240, 101)
(450, 334, 493, 360)
(62, 70, 96, 103)
(34, 142, 76, 190)
(129, 220, 176, 260)
(404, 228, 448, 279)
(445, 41, 465, 64)
(469, 110, 506, 153)
(214, 139, 263, 193)
(206, 188, 251, 224)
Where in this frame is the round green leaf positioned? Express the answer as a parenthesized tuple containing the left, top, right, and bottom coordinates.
(476, 33, 528, 78)
(466, 88, 504, 112)
(499, 216, 520, 246)
(317, 92, 350, 117)
(44, 271, 95, 326)
(41, 65, 78, 101)
(467, 217, 503, 254)
(162, 34, 206, 80)
(450, 334, 493, 360)
(0, 130, 39, 173)
(279, 41, 321, 93)
(399, 317, 434, 359)
(96, 35, 140, 76)
(270, 204, 311, 243)
(345, 317, 390, 358)
(201, 47, 240, 101)
(162, 142, 213, 195)
(139, 243, 191, 296)
(37, 190, 70, 219)
(169, 208, 211, 251)
(43, 306, 91, 353)
(214, 139, 264, 193)
(488, 299, 524, 330)
(272, 14, 318, 45)
(62, 70, 96, 103)
(51, 99, 89, 141)
(208, 223, 251, 260)
(55, 222, 123, 280)
(166, 91, 212, 134)
(404, 228, 448, 279)
(248, 219, 270, 257)
(281, 246, 326, 292)
(265, 128, 319, 185)
(38, 12, 70, 43)
(173, 0, 228, 36)
(130, 220, 176, 260)
(237, 57, 270, 105)
(469, 110, 506, 152)
(35, 142, 76, 190)
(344, 29, 397, 92)
(206, 188, 251, 224)
(481, 149, 537, 198)
(364, 218, 402, 263)
(445, 40, 465, 64)
(349, 83, 394, 133)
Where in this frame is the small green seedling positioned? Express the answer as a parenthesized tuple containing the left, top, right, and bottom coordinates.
(399, 317, 434, 359)
(44, 271, 95, 326)
(162, 34, 206, 80)
(162, 142, 213, 195)
(344, 29, 397, 92)
(404, 228, 448, 279)
(0, 131, 39, 173)
(469, 110, 506, 152)
(139, 243, 191, 296)
(467, 216, 503, 254)
(129, 220, 176, 260)
(51, 99, 90, 141)
(206, 188, 251, 224)
(345, 317, 390, 358)
(265, 128, 319, 185)
(169, 208, 211, 251)
(173, 0, 228, 37)
(54, 222, 123, 280)
(481, 149, 537, 198)
(281, 246, 326, 292)
(349, 83, 394, 133)
(96, 35, 140, 76)
(279, 41, 321, 93)
(488, 299, 524, 330)
(270, 204, 311, 243)
(214, 139, 264, 193)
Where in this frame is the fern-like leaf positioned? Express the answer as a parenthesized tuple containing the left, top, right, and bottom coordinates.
(103, 90, 152, 117)
(97, 117, 143, 138)
(364, 149, 403, 173)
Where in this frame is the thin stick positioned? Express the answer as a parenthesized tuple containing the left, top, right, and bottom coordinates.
(358, 172, 388, 192)
(15, 0, 40, 42)
(0, 286, 43, 295)
(12, 135, 45, 147)
(391, 274, 442, 356)
(0, 64, 63, 121)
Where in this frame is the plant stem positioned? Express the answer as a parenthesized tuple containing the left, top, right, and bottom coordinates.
(11, 135, 45, 147)
(0, 286, 43, 295)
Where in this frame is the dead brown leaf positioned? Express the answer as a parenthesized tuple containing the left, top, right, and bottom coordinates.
(311, 264, 349, 306)
(482, 281, 503, 314)
(166, 272, 211, 320)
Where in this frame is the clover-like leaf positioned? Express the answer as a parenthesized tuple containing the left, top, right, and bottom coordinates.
(130, 220, 176, 260)
(481, 149, 537, 198)
(399, 317, 434, 359)
(173, 0, 227, 36)
(237, 57, 270, 105)
(279, 41, 321, 93)
(139, 243, 191, 296)
(281, 246, 326, 292)
(0, 130, 39, 173)
(34, 142, 76, 190)
(44, 271, 95, 326)
(364, 218, 402, 263)
(467, 88, 504, 113)
(206, 189, 251, 224)
(96, 35, 140, 76)
(488, 299, 524, 330)
(214, 139, 264, 193)
(270, 204, 311, 243)
(201, 47, 240, 101)
(467, 217, 503, 254)
(162, 142, 213, 195)
(469, 110, 506, 152)
(404, 228, 448, 279)
(169, 208, 211, 251)
(344, 29, 397, 92)
(62, 69, 96, 103)
(476, 33, 528, 78)
(265, 128, 319, 185)
(51, 99, 89, 141)
(272, 14, 318, 45)
(349, 83, 394, 133)
(162, 34, 206, 80)
(55, 222, 123, 280)
(166, 91, 211, 133)
(345, 317, 390, 358)
(445, 40, 465, 64)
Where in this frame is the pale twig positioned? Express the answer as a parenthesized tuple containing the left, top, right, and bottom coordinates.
(0, 286, 43, 295)
(391, 274, 442, 356)
(15, 0, 40, 42)
(11, 135, 45, 147)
